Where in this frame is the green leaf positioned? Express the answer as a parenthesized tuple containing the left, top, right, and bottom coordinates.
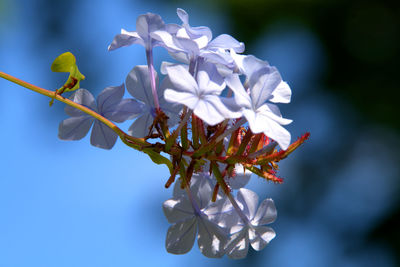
(51, 52, 76, 73)
(51, 52, 85, 93)
(144, 149, 174, 174)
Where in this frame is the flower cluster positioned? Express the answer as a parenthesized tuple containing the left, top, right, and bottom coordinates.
(57, 8, 309, 258)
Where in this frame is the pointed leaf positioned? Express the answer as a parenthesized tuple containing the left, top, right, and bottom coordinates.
(51, 52, 85, 92)
(51, 52, 76, 73)
(144, 149, 173, 174)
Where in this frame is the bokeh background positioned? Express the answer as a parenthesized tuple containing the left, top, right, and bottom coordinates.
(0, 0, 399, 266)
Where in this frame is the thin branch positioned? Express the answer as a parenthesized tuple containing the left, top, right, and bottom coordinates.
(0, 71, 149, 148)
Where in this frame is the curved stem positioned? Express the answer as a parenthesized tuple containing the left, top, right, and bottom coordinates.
(0, 71, 149, 149)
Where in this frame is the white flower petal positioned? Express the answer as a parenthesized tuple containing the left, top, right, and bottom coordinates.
(175, 37, 200, 56)
(136, 13, 165, 43)
(168, 50, 190, 64)
(241, 54, 269, 78)
(176, 8, 212, 41)
(270, 81, 291, 104)
(151, 30, 183, 52)
(160, 61, 187, 75)
(237, 188, 259, 220)
(200, 50, 235, 68)
(230, 50, 247, 73)
(205, 197, 239, 229)
(172, 178, 186, 199)
(165, 65, 198, 94)
(197, 217, 228, 258)
(58, 116, 94, 141)
(249, 226, 276, 251)
(128, 112, 154, 138)
(176, 8, 189, 25)
(250, 67, 282, 108)
(208, 34, 245, 53)
(126, 65, 159, 106)
(90, 120, 118, 150)
(65, 89, 97, 116)
(219, 97, 243, 119)
(193, 96, 227, 126)
(243, 106, 291, 150)
(165, 217, 197, 255)
(225, 74, 251, 109)
(163, 198, 195, 224)
(106, 99, 144, 123)
(252, 198, 277, 226)
(242, 109, 260, 132)
(254, 111, 291, 150)
(192, 174, 214, 209)
(158, 76, 183, 126)
(197, 61, 225, 94)
(225, 229, 249, 259)
(108, 31, 144, 51)
(228, 164, 251, 190)
(164, 89, 199, 110)
(97, 84, 124, 114)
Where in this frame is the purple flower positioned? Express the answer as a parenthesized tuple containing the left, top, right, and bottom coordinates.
(225, 189, 277, 259)
(152, 8, 244, 67)
(58, 85, 143, 149)
(164, 62, 240, 126)
(125, 65, 182, 137)
(225, 67, 292, 150)
(108, 13, 178, 51)
(163, 173, 232, 258)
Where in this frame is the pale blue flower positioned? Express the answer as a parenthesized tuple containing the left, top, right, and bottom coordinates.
(225, 69, 292, 150)
(108, 13, 179, 51)
(163, 173, 232, 258)
(125, 65, 182, 137)
(224, 188, 277, 259)
(164, 62, 241, 126)
(58, 85, 143, 149)
(152, 8, 244, 67)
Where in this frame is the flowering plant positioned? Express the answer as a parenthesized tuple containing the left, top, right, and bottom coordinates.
(0, 8, 308, 259)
